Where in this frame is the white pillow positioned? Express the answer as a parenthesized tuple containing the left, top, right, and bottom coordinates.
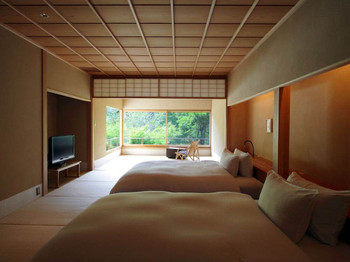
(219, 149, 239, 177)
(259, 170, 318, 243)
(233, 148, 253, 177)
(287, 172, 350, 245)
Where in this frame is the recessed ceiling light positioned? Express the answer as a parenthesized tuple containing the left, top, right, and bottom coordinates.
(40, 13, 49, 18)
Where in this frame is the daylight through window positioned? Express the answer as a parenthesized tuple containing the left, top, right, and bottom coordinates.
(124, 112, 166, 145)
(106, 107, 120, 150)
(124, 111, 210, 146)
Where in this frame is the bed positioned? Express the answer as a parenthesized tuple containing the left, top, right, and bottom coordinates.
(110, 160, 263, 199)
(32, 191, 309, 262)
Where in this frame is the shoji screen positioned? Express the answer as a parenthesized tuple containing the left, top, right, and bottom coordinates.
(93, 78, 225, 98)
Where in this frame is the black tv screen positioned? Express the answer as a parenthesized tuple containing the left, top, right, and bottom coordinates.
(49, 135, 75, 165)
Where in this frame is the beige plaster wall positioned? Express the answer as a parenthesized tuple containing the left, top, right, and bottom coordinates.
(93, 99, 123, 161)
(227, 0, 350, 105)
(211, 100, 227, 160)
(123, 98, 212, 110)
(289, 65, 350, 189)
(0, 27, 42, 201)
(46, 53, 90, 101)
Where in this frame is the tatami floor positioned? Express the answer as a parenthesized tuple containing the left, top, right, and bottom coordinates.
(1, 155, 349, 262)
(0, 155, 210, 262)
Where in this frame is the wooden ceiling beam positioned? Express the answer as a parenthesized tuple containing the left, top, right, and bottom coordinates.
(84, 0, 142, 76)
(170, 0, 176, 76)
(43, 0, 125, 76)
(209, 0, 259, 76)
(192, 0, 216, 77)
(127, 0, 159, 76)
(1, 0, 110, 76)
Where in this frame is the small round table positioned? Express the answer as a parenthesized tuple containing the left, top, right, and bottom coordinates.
(166, 147, 180, 159)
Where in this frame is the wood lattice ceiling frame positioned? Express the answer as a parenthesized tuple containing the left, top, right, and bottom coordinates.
(0, 0, 299, 77)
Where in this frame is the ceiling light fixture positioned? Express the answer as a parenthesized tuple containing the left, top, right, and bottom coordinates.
(40, 13, 49, 18)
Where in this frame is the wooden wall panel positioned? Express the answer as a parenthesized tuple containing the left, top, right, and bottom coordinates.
(227, 91, 273, 160)
(273, 87, 290, 178)
(227, 101, 248, 152)
(289, 65, 350, 189)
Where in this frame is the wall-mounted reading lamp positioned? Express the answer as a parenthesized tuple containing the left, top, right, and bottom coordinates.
(244, 140, 255, 158)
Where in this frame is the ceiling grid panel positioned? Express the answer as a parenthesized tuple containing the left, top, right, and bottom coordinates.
(84, 0, 143, 76)
(191, 0, 216, 77)
(0, 21, 88, 75)
(127, 0, 159, 76)
(0, 0, 299, 77)
(170, 0, 176, 76)
(1, 0, 109, 76)
(43, 0, 125, 76)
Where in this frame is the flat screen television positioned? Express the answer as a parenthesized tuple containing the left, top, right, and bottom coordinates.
(49, 135, 75, 166)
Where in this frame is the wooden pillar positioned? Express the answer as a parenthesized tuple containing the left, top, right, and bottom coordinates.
(226, 105, 231, 151)
(89, 77, 94, 171)
(42, 50, 48, 195)
(273, 86, 290, 178)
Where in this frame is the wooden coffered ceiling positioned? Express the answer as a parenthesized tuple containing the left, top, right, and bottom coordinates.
(0, 0, 299, 77)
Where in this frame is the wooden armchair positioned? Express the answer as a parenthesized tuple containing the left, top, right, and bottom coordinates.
(175, 140, 200, 160)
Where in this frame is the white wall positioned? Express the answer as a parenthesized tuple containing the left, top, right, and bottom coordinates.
(211, 100, 227, 160)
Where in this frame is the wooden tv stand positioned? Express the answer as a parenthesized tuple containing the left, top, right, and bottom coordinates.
(48, 160, 81, 188)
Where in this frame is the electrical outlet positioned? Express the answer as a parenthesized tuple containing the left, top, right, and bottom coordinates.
(36, 187, 41, 196)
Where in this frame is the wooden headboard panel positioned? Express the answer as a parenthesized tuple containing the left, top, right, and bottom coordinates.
(292, 170, 350, 218)
(252, 157, 350, 218)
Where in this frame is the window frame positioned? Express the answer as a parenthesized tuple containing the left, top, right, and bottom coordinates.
(123, 109, 211, 148)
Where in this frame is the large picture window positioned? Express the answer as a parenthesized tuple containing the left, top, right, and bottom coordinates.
(124, 112, 166, 145)
(167, 112, 210, 145)
(106, 106, 120, 150)
(124, 111, 210, 146)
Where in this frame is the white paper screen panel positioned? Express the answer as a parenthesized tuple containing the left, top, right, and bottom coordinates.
(93, 79, 225, 98)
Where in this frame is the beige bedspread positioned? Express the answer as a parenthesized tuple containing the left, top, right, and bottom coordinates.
(33, 192, 309, 262)
(110, 160, 240, 194)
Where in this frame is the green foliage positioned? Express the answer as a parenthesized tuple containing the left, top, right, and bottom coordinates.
(168, 112, 209, 145)
(106, 107, 120, 150)
(124, 111, 209, 145)
(124, 112, 166, 145)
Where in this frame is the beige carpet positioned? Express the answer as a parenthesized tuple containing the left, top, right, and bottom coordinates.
(0, 155, 199, 262)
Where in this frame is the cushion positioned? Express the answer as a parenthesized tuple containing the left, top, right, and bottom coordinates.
(287, 172, 350, 245)
(233, 148, 253, 177)
(219, 149, 239, 177)
(258, 170, 318, 243)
